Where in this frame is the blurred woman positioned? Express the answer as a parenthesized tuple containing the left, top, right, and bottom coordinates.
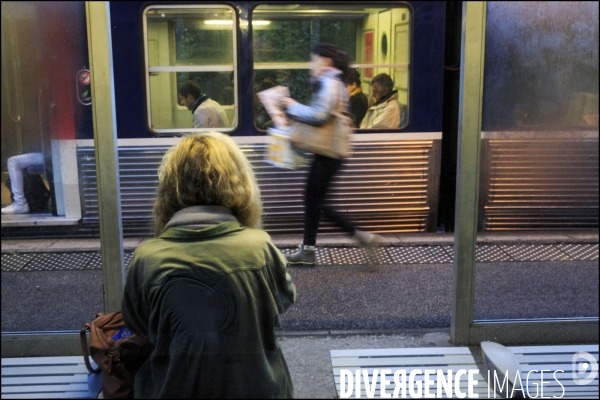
(280, 43, 383, 266)
(122, 132, 296, 398)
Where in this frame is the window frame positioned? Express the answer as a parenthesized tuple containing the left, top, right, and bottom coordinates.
(142, 4, 238, 135)
(250, 3, 413, 132)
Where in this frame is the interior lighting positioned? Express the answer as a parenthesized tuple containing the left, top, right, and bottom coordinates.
(204, 20, 233, 25)
(204, 20, 270, 25)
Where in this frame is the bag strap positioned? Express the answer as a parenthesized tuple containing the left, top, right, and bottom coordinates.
(80, 325, 101, 374)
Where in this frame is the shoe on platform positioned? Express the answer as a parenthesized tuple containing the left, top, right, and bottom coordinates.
(1, 203, 30, 215)
(353, 230, 385, 248)
(285, 244, 316, 265)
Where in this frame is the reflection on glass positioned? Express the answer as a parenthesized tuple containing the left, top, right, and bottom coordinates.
(174, 23, 233, 66)
(475, 1, 599, 323)
(482, 1, 599, 130)
(1, 1, 103, 332)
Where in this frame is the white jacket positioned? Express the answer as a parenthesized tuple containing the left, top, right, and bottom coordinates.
(360, 92, 401, 129)
(193, 98, 229, 128)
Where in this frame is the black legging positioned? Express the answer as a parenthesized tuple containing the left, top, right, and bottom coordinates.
(303, 154, 356, 246)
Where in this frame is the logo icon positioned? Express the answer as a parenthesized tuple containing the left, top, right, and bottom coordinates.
(572, 351, 598, 385)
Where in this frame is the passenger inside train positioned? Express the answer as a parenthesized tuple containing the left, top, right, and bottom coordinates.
(177, 80, 229, 128)
(360, 73, 401, 129)
(345, 69, 369, 127)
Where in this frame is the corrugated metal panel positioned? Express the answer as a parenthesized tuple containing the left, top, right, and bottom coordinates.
(78, 140, 439, 236)
(481, 139, 599, 230)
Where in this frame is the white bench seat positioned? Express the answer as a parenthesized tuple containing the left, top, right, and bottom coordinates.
(1, 356, 93, 399)
(330, 347, 488, 398)
(507, 344, 599, 399)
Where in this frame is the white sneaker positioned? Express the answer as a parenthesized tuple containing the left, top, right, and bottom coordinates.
(353, 230, 385, 248)
(1, 203, 30, 215)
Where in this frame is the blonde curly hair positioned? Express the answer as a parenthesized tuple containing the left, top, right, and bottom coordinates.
(153, 132, 262, 236)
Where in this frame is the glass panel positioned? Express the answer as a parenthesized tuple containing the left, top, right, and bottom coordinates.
(1, 1, 103, 332)
(149, 72, 235, 130)
(482, 1, 599, 130)
(475, 2, 599, 321)
(252, 4, 411, 131)
(144, 6, 236, 132)
(174, 23, 233, 66)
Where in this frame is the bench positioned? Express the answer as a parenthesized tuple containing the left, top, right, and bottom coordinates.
(508, 344, 599, 399)
(330, 347, 488, 398)
(1, 356, 92, 399)
(331, 344, 599, 399)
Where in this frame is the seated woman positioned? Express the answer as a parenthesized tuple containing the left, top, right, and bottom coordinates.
(345, 69, 369, 127)
(122, 132, 296, 398)
(360, 73, 401, 129)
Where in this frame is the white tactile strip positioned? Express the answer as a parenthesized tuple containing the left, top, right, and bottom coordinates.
(1, 251, 135, 272)
(21, 252, 97, 271)
(556, 244, 599, 261)
(86, 252, 135, 270)
(0, 253, 35, 272)
(327, 248, 389, 266)
(279, 247, 393, 266)
(500, 244, 574, 261)
(476, 244, 513, 262)
(1, 245, 598, 271)
(388, 246, 453, 264)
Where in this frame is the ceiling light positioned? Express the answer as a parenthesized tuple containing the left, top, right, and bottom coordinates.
(204, 20, 233, 25)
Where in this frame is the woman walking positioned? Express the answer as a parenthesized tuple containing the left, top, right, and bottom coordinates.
(280, 43, 383, 266)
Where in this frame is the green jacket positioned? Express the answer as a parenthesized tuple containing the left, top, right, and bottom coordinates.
(122, 206, 296, 398)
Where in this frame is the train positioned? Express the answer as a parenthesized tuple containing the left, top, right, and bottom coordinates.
(1, 1, 598, 238)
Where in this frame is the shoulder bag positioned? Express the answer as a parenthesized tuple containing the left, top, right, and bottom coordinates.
(289, 80, 353, 159)
(80, 311, 153, 399)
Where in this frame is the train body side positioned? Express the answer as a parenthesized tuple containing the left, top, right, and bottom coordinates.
(75, 1, 447, 236)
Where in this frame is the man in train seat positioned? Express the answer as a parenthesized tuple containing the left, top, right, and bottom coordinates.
(178, 80, 229, 128)
(360, 73, 401, 129)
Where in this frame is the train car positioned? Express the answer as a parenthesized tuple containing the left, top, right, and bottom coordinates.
(1, 1, 597, 238)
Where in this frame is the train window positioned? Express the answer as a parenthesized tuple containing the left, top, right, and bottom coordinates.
(252, 4, 412, 131)
(143, 6, 237, 134)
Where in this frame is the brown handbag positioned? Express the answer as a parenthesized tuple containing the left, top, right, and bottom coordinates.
(289, 81, 353, 159)
(80, 312, 152, 399)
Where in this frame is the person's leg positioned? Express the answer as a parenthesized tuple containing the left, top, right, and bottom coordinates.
(286, 155, 343, 265)
(321, 206, 356, 235)
(308, 157, 385, 249)
(303, 155, 343, 246)
(2, 153, 44, 214)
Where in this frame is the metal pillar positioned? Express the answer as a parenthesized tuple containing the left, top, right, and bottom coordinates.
(86, 1, 125, 313)
(451, 1, 486, 345)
